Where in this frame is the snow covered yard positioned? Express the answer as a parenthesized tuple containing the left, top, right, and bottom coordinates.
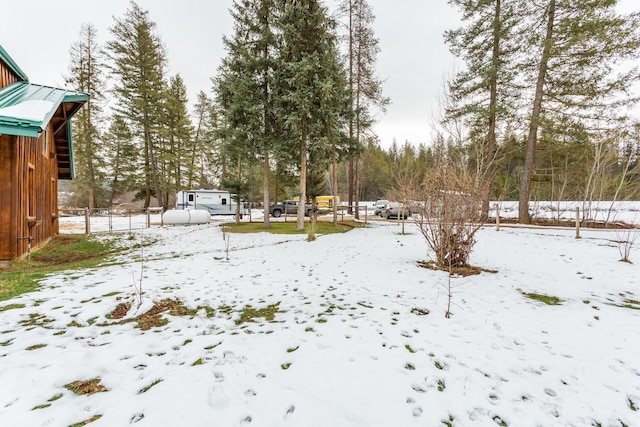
(1, 219, 639, 427)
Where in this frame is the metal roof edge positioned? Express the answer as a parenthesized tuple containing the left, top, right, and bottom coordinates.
(0, 45, 29, 82)
(0, 123, 41, 138)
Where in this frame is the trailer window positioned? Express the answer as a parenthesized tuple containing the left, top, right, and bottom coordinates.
(221, 198, 227, 205)
(188, 194, 194, 202)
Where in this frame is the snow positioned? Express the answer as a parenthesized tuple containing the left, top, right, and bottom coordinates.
(1, 209, 639, 427)
(0, 100, 55, 122)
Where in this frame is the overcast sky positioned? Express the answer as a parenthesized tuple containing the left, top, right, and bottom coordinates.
(2, 1, 636, 148)
(1, 0, 463, 148)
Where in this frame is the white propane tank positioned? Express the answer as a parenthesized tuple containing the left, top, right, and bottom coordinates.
(163, 209, 211, 225)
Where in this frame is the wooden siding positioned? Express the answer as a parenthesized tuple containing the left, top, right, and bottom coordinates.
(0, 60, 20, 88)
(0, 127, 59, 262)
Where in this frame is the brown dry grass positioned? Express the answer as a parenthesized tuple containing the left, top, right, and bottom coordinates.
(417, 260, 497, 277)
(64, 378, 108, 395)
(100, 299, 197, 330)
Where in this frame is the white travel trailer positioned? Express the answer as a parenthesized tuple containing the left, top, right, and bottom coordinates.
(175, 189, 243, 217)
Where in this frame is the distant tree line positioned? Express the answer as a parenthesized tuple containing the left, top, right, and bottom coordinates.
(66, 0, 640, 226)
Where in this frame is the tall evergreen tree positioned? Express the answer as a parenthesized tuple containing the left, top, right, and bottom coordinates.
(215, 0, 281, 228)
(103, 115, 138, 206)
(162, 74, 194, 203)
(107, 1, 169, 210)
(444, 0, 522, 219)
(339, 0, 389, 217)
(518, 0, 640, 223)
(278, 0, 350, 231)
(190, 91, 220, 188)
(66, 23, 106, 209)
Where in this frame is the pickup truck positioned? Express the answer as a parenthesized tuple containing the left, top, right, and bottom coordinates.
(268, 200, 311, 217)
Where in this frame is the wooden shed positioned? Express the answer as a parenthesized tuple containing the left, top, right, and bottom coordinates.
(0, 45, 88, 266)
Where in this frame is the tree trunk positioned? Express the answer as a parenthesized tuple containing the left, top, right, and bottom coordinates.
(519, 0, 555, 224)
(297, 136, 307, 231)
(332, 143, 338, 227)
(236, 157, 241, 224)
(482, 0, 501, 220)
(263, 149, 271, 228)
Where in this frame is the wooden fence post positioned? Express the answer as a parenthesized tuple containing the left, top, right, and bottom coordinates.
(575, 207, 581, 239)
(495, 203, 500, 231)
(84, 208, 90, 235)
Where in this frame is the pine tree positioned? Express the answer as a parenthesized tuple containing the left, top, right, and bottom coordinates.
(66, 23, 107, 209)
(444, 0, 523, 219)
(278, 0, 350, 231)
(190, 91, 220, 188)
(339, 0, 389, 218)
(162, 74, 194, 203)
(103, 115, 138, 206)
(215, 0, 281, 228)
(518, 0, 640, 223)
(107, 1, 169, 210)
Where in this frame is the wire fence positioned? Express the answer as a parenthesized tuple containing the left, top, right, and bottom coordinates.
(59, 208, 164, 234)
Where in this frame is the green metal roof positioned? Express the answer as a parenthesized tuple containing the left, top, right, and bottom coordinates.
(0, 81, 88, 137)
(0, 44, 29, 82)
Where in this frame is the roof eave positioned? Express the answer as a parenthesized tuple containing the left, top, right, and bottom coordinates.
(0, 45, 29, 82)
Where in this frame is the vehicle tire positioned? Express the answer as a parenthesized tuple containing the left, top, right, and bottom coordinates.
(385, 212, 390, 220)
(273, 209, 282, 218)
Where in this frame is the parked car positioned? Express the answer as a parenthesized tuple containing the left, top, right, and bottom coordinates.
(268, 200, 311, 217)
(384, 202, 411, 219)
(373, 200, 389, 216)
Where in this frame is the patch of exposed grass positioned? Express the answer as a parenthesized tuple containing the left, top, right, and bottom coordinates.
(236, 303, 281, 325)
(222, 221, 356, 236)
(138, 379, 163, 394)
(32, 403, 51, 410)
(26, 343, 47, 350)
(0, 234, 121, 301)
(48, 393, 63, 402)
(101, 299, 195, 330)
(20, 313, 54, 328)
(0, 303, 25, 312)
(442, 415, 455, 427)
(102, 292, 120, 297)
(197, 306, 216, 318)
(64, 378, 108, 395)
(616, 299, 640, 310)
(68, 414, 102, 426)
(192, 358, 203, 366)
(287, 346, 299, 353)
(411, 307, 430, 316)
(523, 292, 562, 305)
(405, 344, 416, 354)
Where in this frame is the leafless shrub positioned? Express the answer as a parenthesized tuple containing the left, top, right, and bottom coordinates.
(414, 166, 485, 269)
(616, 226, 639, 263)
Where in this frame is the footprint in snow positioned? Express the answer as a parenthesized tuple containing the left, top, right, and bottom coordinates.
(284, 405, 295, 420)
(208, 385, 230, 410)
